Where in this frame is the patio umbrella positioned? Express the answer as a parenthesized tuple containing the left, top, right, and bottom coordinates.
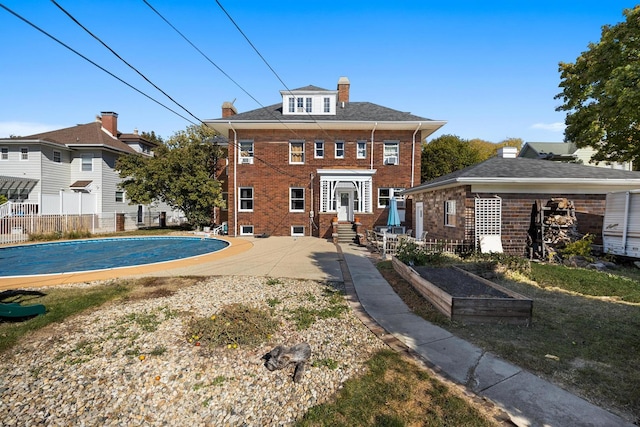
(387, 197, 400, 228)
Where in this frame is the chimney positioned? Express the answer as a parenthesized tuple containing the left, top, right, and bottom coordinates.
(497, 146, 518, 158)
(221, 101, 237, 118)
(337, 76, 350, 104)
(100, 111, 118, 136)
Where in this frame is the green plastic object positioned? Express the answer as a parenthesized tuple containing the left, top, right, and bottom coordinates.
(0, 302, 46, 318)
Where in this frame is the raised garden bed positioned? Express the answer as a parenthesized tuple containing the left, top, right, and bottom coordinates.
(391, 257, 533, 325)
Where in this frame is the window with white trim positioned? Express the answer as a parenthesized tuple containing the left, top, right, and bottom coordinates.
(1, 147, 8, 160)
(378, 187, 404, 208)
(290, 141, 305, 164)
(288, 97, 295, 113)
(357, 141, 367, 159)
(297, 97, 304, 112)
(445, 200, 456, 227)
(20, 147, 28, 161)
(383, 142, 399, 165)
(115, 191, 124, 203)
(291, 225, 305, 236)
(81, 153, 92, 171)
(335, 141, 344, 159)
(323, 97, 330, 113)
(240, 225, 254, 235)
(290, 188, 305, 212)
(305, 97, 312, 112)
(239, 187, 254, 211)
(53, 150, 61, 163)
(239, 140, 254, 164)
(314, 140, 324, 158)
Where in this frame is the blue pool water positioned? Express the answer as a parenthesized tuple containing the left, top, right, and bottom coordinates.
(0, 237, 229, 277)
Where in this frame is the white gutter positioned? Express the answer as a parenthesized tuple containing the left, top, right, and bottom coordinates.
(411, 123, 422, 187)
(229, 123, 238, 237)
(370, 122, 377, 170)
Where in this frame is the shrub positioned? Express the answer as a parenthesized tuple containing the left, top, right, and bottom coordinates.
(559, 234, 595, 261)
(185, 303, 278, 348)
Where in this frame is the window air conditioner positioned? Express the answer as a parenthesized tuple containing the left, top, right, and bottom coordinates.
(386, 156, 398, 165)
(241, 157, 252, 164)
(297, 107, 304, 112)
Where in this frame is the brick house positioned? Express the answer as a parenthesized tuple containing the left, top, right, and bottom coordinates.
(206, 77, 446, 239)
(402, 147, 640, 256)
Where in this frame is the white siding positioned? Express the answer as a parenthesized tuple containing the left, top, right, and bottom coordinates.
(603, 191, 640, 258)
(40, 145, 71, 195)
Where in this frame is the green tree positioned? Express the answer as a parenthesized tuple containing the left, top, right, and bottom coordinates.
(116, 124, 226, 227)
(555, 6, 640, 165)
(421, 134, 482, 182)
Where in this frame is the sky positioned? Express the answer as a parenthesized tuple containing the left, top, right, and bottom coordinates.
(0, 1, 636, 144)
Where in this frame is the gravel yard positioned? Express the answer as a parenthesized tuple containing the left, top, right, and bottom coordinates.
(0, 276, 386, 426)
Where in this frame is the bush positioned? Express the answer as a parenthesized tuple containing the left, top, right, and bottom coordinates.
(559, 234, 595, 261)
(185, 303, 279, 348)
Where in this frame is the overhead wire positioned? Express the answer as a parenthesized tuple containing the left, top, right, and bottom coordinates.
(51, 0, 203, 125)
(0, 3, 199, 127)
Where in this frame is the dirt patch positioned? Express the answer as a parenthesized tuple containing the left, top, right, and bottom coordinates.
(413, 266, 512, 299)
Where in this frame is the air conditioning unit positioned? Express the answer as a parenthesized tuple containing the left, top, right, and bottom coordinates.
(386, 156, 398, 165)
(297, 107, 305, 112)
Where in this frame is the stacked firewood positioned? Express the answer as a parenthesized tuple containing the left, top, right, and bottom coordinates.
(528, 198, 583, 260)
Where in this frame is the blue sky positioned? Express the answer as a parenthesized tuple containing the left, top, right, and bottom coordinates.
(0, 1, 635, 143)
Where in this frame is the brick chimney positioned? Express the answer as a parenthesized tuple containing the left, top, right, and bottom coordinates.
(100, 111, 118, 136)
(221, 101, 237, 118)
(337, 76, 350, 104)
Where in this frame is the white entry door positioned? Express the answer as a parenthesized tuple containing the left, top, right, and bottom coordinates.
(415, 202, 424, 239)
(337, 191, 352, 221)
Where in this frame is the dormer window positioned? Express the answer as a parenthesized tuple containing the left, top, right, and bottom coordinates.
(324, 97, 330, 113)
(297, 97, 304, 112)
(281, 88, 337, 116)
(288, 97, 295, 113)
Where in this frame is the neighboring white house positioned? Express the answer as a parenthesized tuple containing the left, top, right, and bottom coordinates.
(519, 142, 634, 171)
(0, 111, 179, 222)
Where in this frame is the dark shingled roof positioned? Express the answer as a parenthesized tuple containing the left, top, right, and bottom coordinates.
(213, 101, 434, 122)
(13, 122, 136, 154)
(406, 157, 640, 193)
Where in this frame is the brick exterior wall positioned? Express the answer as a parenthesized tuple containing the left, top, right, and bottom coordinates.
(225, 128, 422, 238)
(408, 187, 606, 256)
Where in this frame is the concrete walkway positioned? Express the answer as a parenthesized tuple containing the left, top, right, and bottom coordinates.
(338, 242, 634, 427)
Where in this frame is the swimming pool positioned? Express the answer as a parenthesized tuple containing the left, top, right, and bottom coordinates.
(0, 237, 230, 277)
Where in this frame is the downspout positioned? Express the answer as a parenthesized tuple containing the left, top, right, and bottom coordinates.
(229, 123, 238, 237)
(411, 123, 422, 187)
(370, 122, 377, 170)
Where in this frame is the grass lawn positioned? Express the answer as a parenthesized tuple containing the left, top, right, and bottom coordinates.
(377, 259, 640, 423)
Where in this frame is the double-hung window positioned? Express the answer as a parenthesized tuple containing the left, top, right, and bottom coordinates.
(378, 187, 404, 208)
(81, 153, 92, 171)
(239, 187, 254, 211)
(305, 97, 312, 112)
(115, 191, 124, 203)
(335, 141, 345, 159)
(445, 200, 457, 227)
(357, 141, 367, 159)
(314, 140, 324, 158)
(290, 188, 305, 212)
(297, 97, 304, 112)
(323, 97, 331, 113)
(53, 151, 61, 163)
(20, 147, 28, 161)
(383, 141, 399, 165)
(239, 140, 254, 164)
(1, 147, 8, 160)
(288, 97, 295, 113)
(290, 141, 305, 164)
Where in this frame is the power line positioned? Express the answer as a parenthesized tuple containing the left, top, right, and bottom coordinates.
(51, 0, 203, 125)
(0, 3, 198, 126)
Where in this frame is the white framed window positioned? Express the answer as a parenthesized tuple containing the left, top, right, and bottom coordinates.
(290, 188, 305, 212)
(291, 225, 305, 237)
(288, 97, 295, 113)
(290, 141, 305, 164)
(445, 200, 457, 227)
(1, 147, 8, 160)
(335, 141, 345, 159)
(383, 141, 399, 165)
(297, 97, 304, 112)
(239, 140, 254, 164)
(240, 225, 254, 235)
(81, 154, 93, 171)
(53, 151, 61, 163)
(323, 97, 330, 113)
(378, 187, 405, 208)
(357, 141, 367, 159)
(115, 191, 124, 203)
(305, 97, 312, 112)
(20, 147, 28, 161)
(239, 187, 254, 211)
(314, 140, 324, 158)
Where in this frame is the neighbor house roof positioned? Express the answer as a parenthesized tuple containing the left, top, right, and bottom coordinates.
(519, 142, 580, 161)
(403, 157, 640, 194)
(5, 122, 137, 154)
